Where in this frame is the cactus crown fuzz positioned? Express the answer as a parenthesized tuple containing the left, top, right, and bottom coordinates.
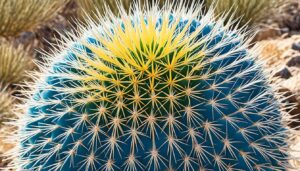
(8, 1, 295, 171)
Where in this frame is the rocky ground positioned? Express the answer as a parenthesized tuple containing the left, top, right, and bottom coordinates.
(0, 0, 300, 170)
(257, 35, 300, 169)
(257, 1, 300, 169)
(254, 1, 300, 168)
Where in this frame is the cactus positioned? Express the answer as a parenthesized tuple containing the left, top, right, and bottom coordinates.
(10, 2, 293, 171)
(76, 0, 198, 21)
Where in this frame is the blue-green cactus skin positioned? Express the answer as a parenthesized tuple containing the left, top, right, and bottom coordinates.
(18, 10, 288, 171)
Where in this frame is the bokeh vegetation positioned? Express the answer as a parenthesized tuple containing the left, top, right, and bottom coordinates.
(77, 0, 133, 18)
(0, 0, 68, 37)
(0, 42, 33, 86)
(77, 0, 285, 29)
(0, 86, 15, 120)
(206, 0, 285, 28)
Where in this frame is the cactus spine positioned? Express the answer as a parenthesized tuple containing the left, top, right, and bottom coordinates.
(10, 1, 293, 171)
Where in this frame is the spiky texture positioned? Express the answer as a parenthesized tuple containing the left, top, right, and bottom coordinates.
(0, 0, 67, 37)
(0, 42, 33, 86)
(76, 0, 197, 20)
(10, 2, 294, 171)
(77, 0, 134, 18)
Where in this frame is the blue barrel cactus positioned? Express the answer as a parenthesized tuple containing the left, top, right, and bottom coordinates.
(11, 2, 292, 171)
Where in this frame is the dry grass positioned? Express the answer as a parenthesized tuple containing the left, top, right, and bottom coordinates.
(76, 0, 196, 20)
(206, 0, 285, 28)
(77, 0, 132, 17)
(77, 0, 143, 19)
(0, 86, 14, 117)
(0, 42, 34, 86)
(0, 0, 67, 37)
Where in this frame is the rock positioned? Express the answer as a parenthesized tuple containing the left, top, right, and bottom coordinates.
(254, 24, 281, 41)
(274, 67, 292, 79)
(269, 0, 300, 39)
(278, 88, 300, 128)
(279, 70, 300, 129)
(16, 32, 35, 44)
(277, 1, 300, 32)
(14, 31, 38, 50)
(287, 55, 300, 67)
(256, 35, 300, 130)
(282, 49, 298, 59)
(290, 31, 300, 36)
(289, 14, 300, 31)
(255, 35, 300, 67)
(0, 153, 11, 168)
(278, 88, 299, 106)
(281, 27, 290, 34)
(292, 42, 300, 51)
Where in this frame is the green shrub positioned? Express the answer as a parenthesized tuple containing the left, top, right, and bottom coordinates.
(0, 0, 67, 37)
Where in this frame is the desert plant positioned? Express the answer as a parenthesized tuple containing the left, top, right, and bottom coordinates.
(76, 0, 198, 20)
(0, 42, 33, 86)
(77, 0, 133, 18)
(206, 0, 285, 28)
(0, 0, 67, 37)
(9, 1, 294, 171)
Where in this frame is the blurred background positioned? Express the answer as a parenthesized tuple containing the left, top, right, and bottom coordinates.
(0, 0, 299, 169)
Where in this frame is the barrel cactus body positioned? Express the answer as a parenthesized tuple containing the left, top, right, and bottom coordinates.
(13, 2, 291, 171)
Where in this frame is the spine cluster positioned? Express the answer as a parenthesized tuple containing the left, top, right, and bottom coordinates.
(9, 2, 293, 171)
